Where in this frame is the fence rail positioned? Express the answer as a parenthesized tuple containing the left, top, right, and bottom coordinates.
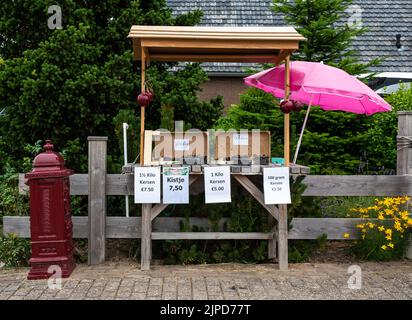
(18, 173, 412, 197)
(3, 216, 363, 240)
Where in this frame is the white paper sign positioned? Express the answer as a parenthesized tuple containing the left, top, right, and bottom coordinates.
(263, 167, 291, 204)
(204, 166, 231, 203)
(162, 166, 189, 204)
(134, 166, 161, 203)
(233, 133, 248, 146)
(174, 139, 190, 151)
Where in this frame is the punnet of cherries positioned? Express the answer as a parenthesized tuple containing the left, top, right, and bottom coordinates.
(279, 99, 304, 113)
(137, 89, 154, 107)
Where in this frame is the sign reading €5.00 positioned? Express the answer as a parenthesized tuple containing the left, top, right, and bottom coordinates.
(263, 167, 291, 204)
(204, 166, 231, 203)
(134, 166, 161, 203)
(162, 166, 190, 204)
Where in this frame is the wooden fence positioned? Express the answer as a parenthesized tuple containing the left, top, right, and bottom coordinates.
(3, 111, 412, 265)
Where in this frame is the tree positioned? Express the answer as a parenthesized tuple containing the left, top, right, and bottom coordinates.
(272, 0, 380, 75)
(0, 1, 222, 172)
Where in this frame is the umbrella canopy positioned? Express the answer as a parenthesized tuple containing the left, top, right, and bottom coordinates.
(244, 61, 392, 115)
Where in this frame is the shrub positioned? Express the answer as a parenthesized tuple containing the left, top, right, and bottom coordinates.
(348, 196, 412, 260)
(0, 233, 31, 267)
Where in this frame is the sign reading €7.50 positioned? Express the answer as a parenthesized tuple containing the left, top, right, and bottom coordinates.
(134, 167, 161, 203)
(162, 166, 190, 204)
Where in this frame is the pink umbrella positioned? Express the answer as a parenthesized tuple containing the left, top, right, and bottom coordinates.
(244, 61, 392, 163)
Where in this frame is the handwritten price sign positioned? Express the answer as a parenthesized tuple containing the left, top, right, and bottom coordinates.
(204, 166, 231, 203)
(263, 167, 291, 204)
(134, 166, 161, 203)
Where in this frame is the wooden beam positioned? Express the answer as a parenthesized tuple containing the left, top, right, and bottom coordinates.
(284, 55, 291, 166)
(152, 232, 274, 240)
(3, 216, 364, 240)
(233, 175, 279, 220)
(151, 175, 200, 221)
(87, 136, 108, 265)
(141, 203, 151, 271)
(148, 53, 282, 63)
(19, 174, 412, 197)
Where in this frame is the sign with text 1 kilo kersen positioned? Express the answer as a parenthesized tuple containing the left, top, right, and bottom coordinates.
(263, 167, 291, 204)
(134, 166, 161, 203)
(204, 166, 231, 203)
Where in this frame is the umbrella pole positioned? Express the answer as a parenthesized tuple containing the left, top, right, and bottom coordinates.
(140, 48, 146, 165)
(284, 56, 291, 166)
(293, 97, 313, 164)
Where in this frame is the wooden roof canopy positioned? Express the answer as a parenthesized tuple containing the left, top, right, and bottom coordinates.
(128, 26, 305, 63)
(128, 26, 305, 166)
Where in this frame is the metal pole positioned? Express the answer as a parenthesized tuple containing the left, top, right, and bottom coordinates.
(123, 123, 130, 218)
(293, 95, 314, 164)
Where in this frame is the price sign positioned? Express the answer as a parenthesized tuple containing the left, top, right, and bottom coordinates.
(233, 133, 248, 146)
(163, 166, 189, 204)
(134, 166, 161, 203)
(204, 166, 231, 203)
(174, 139, 190, 151)
(263, 167, 291, 204)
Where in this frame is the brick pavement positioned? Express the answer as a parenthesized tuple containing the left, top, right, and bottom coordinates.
(0, 261, 411, 300)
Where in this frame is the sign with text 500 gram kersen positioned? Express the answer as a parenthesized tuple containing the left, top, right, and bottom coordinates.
(134, 166, 161, 203)
(263, 167, 291, 204)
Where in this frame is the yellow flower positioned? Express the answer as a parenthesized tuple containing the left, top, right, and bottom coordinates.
(385, 235, 392, 241)
(343, 233, 350, 239)
(385, 228, 392, 235)
(378, 226, 385, 232)
(381, 245, 387, 250)
(407, 219, 412, 226)
(367, 222, 375, 229)
(385, 208, 394, 216)
(362, 228, 367, 233)
(404, 196, 410, 201)
(378, 213, 384, 220)
(388, 243, 394, 249)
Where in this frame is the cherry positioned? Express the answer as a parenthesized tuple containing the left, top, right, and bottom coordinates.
(280, 100, 294, 114)
(137, 93, 150, 107)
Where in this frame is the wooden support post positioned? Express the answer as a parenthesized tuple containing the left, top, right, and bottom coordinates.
(267, 214, 277, 261)
(284, 55, 291, 166)
(397, 111, 412, 259)
(140, 47, 147, 166)
(141, 204, 152, 270)
(277, 204, 288, 270)
(397, 111, 412, 175)
(88, 136, 108, 265)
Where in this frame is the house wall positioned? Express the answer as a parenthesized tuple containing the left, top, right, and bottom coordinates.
(198, 76, 247, 107)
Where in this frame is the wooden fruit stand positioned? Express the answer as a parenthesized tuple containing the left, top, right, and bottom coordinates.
(128, 26, 305, 270)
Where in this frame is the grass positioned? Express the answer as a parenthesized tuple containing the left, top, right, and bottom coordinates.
(319, 196, 383, 218)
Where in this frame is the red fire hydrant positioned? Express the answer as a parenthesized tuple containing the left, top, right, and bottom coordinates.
(25, 140, 75, 280)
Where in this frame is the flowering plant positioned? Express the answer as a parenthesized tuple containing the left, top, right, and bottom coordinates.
(347, 196, 412, 260)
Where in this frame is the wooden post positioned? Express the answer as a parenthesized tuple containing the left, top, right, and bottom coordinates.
(397, 111, 412, 175)
(284, 55, 291, 166)
(277, 54, 291, 270)
(141, 204, 152, 270)
(397, 111, 412, 259)
(277, 204, 288, 270)
(267, 213, 277, 261)
(140, 47, 146, 166)
(87, 136, 108, 265)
